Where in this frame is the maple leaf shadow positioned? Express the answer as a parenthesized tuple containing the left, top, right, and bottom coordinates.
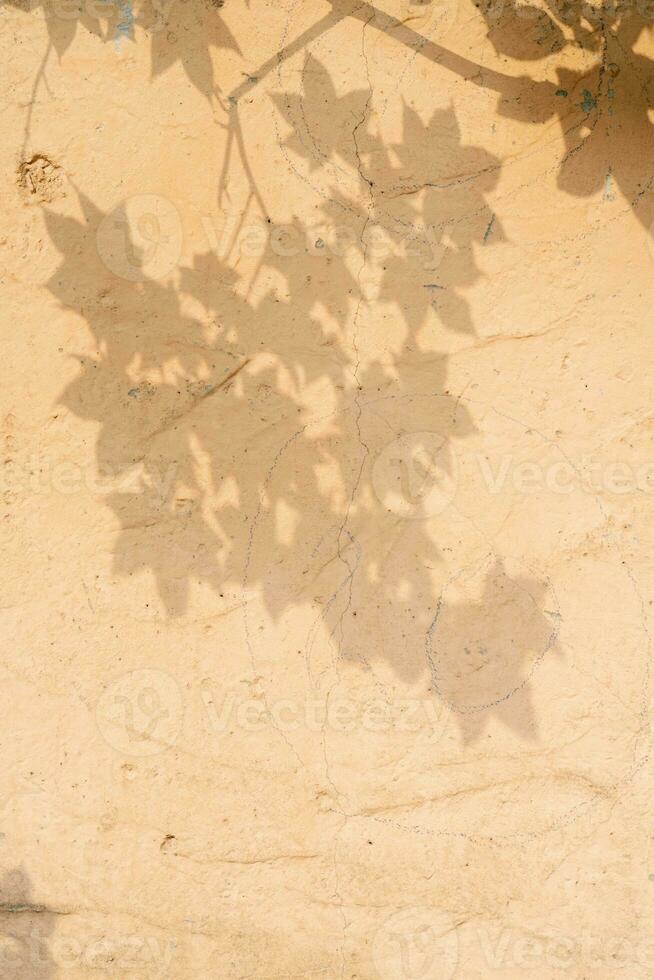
(427, 558, 562, 743)
(0, 867, 58, 977)
(149, 0, 241, 98)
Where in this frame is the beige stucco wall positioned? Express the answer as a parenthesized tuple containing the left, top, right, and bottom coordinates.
(2, 0, 654, 975)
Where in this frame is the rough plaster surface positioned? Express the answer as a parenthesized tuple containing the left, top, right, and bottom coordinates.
(2, 0, 654, 976)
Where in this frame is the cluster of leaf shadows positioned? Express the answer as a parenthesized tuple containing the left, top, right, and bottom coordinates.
(19, 0, 618, 740)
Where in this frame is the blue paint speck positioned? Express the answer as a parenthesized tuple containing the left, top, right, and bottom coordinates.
(115, 0, 134, 49)
(581, 89, 596, 114)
